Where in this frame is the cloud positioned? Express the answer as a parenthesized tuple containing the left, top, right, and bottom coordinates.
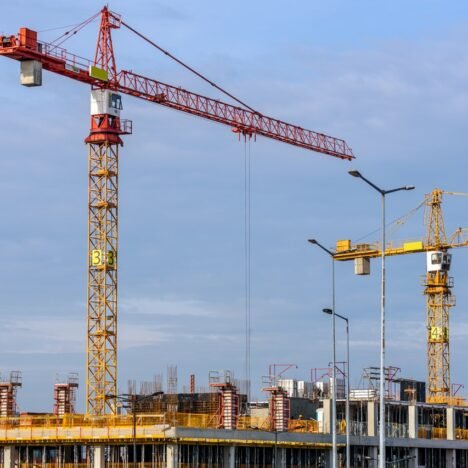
(121, 297, 220, 318)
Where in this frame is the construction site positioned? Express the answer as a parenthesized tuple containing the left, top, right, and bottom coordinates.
(1, 4, 468, 468)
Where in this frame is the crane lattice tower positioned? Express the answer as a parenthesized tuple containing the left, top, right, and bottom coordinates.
(424, 189, 455, 403)
(85, 9, 126, 415)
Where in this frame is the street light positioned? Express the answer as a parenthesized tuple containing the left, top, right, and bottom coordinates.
(308, 238, 337, 468)
(323, 308, 350, 468)
(107, 391, 163, 468)
(348, 170, 414, 468)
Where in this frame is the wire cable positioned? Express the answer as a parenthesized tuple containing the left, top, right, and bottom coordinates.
(49, 12, 101, 49)
(354, 200, 425, 244)
(121, 20, 259, 114)
(244, 137, 252, 406)
(39, 23, 81, 33)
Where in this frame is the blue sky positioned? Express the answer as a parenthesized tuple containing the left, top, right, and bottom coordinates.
(2, 1, 468, 412)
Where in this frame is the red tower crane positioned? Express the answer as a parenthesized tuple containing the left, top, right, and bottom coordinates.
(0, 7, 355, 415)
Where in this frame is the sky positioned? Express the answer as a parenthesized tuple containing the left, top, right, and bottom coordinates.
(1, 0, 468, 412)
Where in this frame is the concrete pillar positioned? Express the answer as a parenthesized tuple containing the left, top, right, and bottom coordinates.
(223, 446, 235, 468)
(368, 446, 378, 467)
(323, 449, 332, 467)
(408, 447, 418, 468)
(3, 446, 17, 468)
(93, 446, 105, 468)
(166, 444, 178, 468)
(446, 448, 456, 467)
(323, 398, 332, 434)
(367, 401, 377, 437)
(408, 404, 418, 439)
(277, 448, 286, 467)
(447, 407, 456, 441)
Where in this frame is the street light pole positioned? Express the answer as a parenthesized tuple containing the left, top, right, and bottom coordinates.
(308, 239, 337, 468)
(348, 170, 414, 468)
(323, 308, 350, 468)
(132, 395, 137, 468)
(274, 429, 278, 468)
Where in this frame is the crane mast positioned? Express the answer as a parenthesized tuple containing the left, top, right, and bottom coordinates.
(84, 9, 128, 415)
(0, 7, 354, 414)
(424, 189, 454, 403)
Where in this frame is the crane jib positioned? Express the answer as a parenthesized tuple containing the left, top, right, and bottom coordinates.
(0, 28, 354, 161)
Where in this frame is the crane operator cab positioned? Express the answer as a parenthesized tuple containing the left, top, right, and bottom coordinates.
(90, 89, 123, 117)
(427, 251, 452, 272)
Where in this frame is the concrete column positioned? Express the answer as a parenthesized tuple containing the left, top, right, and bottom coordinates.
(93, 446, 105, 468)
(323, 398, 332, 434)
(447, 407, 456, 441)
(3, 446, 17, 468)
(277, 448, 286, 467)
(223, 446, 235, 468)
(166, 444, 178, 468)
(446, 448, 456, 467)
(408, 404, 418, 438)
(368, 446, 378, 467)
(323, 449, 332, 467)
(367, 401, 377, 437)
(408, 447, 418, 468)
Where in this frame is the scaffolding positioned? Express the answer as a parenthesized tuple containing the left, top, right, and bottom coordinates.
(209, 371, 239, 430)
(0, 371, 22, 417)
(167, 365, 178, 414)
(263, 386, 290, 432)
(363, 366, 401, 399)
(53, 373, 79, 416)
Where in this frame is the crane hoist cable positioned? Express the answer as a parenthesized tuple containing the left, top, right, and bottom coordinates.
(244, 137, 252, 404)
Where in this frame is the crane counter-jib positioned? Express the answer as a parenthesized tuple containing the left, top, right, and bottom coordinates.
(0, 27, 354, 160)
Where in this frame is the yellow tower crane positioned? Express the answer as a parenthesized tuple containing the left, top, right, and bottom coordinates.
(333, 188, 468, 404)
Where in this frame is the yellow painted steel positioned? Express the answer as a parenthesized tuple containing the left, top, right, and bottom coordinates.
(0, 413, 320, 444)
(403, 241, 424, 252)
(333, 189, 468, 405)
(87, 142, 119, 415)
(89, 65, 109, 82)
(336, 239, 351, 252)
(424, 189, 453, 404)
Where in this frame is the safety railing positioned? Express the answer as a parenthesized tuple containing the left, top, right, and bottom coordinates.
(417, 425, 447, 440)
(455, 428, 468, 440)
(385, 422, 408, 438)
(0, 413, 319, 438)
(432, 427, 447, 439)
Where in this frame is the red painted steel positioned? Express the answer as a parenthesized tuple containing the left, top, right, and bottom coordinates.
(94, 7, 120, 81)
(0, 16, 354, 160)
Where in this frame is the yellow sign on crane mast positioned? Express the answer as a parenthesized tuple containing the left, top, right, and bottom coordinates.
(334, 188, 468, 405)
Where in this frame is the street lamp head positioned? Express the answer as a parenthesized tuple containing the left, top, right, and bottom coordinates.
(405, 185, 415, 191)
(348, 169, 361, 178)
(322, 308, 333, 315)
(308, 239, 317, 244)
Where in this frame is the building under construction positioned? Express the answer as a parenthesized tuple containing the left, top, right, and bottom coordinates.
(2, 4, 468, 468)
(2, 368, 468, 467)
